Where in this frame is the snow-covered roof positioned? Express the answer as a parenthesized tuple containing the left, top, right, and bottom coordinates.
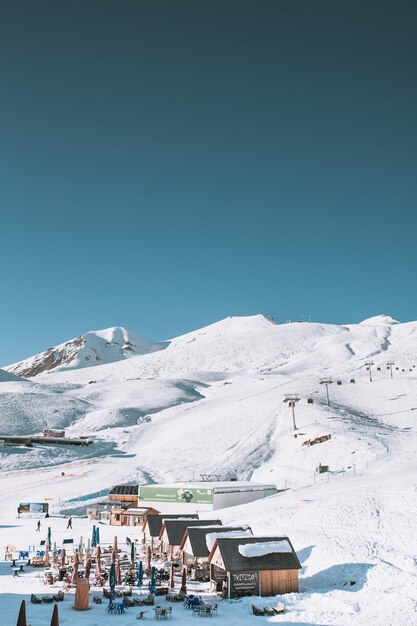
(140, 481, 277, 492)
(238, 540, 292, 557)
(206, 528, 253, 553)
(211, 536, 301, 572)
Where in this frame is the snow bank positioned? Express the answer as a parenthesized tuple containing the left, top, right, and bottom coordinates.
(238, 540, 292, 557)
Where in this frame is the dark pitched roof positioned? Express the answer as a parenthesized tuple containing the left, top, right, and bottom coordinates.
(185, 526, 251, 558)
(213, 536, 301, 572)
(163, 519, 222, 546)
(109, 485, 138, 496)
(146, 514, 198, 538)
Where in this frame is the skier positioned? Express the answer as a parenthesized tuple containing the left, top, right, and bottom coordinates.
(36, 520, 41, 532)
(67, 517, 72, 529)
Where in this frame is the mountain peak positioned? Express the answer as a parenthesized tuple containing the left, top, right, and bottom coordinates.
(5, 327, 168, 378)
(359, 315, 400, 326)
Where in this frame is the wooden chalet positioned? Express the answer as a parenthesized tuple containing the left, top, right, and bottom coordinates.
(208, 536, 301, 597)
(110, 506, 159, 527)
(159, 519, 222, 560)
(142, 514, 199, 550)
(180, 525, 252, 580)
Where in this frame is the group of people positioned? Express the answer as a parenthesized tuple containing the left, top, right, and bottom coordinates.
(36, 517, 73, 531)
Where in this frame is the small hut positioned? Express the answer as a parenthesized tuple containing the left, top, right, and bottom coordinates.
(180, 525, 252, 580)
(208, 536, 301, 597)
(159, 519, 222, 561)
(110, 506, 159, 527)
(142, 514, 198, 550)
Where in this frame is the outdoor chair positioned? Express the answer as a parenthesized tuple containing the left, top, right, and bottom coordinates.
(142, 594, 154, 605)
(136, 610, 148, 620)
(184, 595, 204, 610)
(31, 594, 42, 604)
(252, 604, 265, 616)
(193, 603, 217, 617)
(124, 596, 136, 607)
(53, 590, 64, 602)
(106, 599, 127, 615)
(264, 603, 285, 615)
(42, 596, 54, 603)
(166, 591, 185, 602)
(154, 606, 172, 620)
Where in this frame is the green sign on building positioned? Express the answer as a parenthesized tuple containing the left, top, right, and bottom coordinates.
(139, 485, 213, 504)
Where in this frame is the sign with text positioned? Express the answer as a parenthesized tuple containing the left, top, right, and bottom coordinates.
(230, 571, 259, 597)
(139, 486, 213, 504)
(211, 564, 227, 584)
(18, 502, 49, 515)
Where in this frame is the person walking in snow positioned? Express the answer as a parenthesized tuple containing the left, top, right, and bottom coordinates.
(36, 520, 41, 532)
(67, 517, 72, 529)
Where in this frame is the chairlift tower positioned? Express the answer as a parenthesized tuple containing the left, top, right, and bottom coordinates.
(320, 379, 333, 407)
(283, 395, 300, 431)
(387, 361, 395, 379)
(365, 361, 374, 382)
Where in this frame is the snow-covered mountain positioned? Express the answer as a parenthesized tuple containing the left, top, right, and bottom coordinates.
(1, 313, 417, 624)
(5, 326, 168, 377)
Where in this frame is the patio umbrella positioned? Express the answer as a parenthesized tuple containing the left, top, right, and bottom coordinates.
(91, 526, 96, 548)
(146, 545, 151, 577)
(16, 600, 27, 626)
(109, 562, 116, 593)
(169, 562, 175, 590)
(47, 527, 51, 551)
(116, 559, 122, 586)
(50, 603, 59, 626)
(130, 541, 135, 566)
(95, 545, 102, 580)
(85, 557, 91, 579)
(52, 542, 57, 562)
(71, 559, 79, 585)
(111, 548, 116, 564)
(113, 535, 118, 552)
(60, 548, 66, 568)
(95, 526, 100, 545)
(150, 566, 156, 594)
(137, 561, 143, 587)
(180, 567, 187, 594)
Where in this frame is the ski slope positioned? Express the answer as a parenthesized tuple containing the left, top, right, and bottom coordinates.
(0, 314, 416, 624)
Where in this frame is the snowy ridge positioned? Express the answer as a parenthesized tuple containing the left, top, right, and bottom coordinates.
(5, 326, 168, 377)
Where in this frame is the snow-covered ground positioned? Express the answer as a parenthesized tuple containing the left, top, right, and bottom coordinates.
(1, 314, 417, 624)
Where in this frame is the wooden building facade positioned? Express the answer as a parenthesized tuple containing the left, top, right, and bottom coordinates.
(159, 519, 222, 560)
(142, 514, 199, 550)
(208, 536, 301, 597)
(180, 525, 252, 581)
(110, 506, 159, 527)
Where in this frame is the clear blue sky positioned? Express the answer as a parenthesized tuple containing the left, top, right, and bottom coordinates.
(1, 0, 417, 364)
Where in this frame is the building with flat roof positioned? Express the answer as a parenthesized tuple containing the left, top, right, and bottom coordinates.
(138, 481, 278, 514)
